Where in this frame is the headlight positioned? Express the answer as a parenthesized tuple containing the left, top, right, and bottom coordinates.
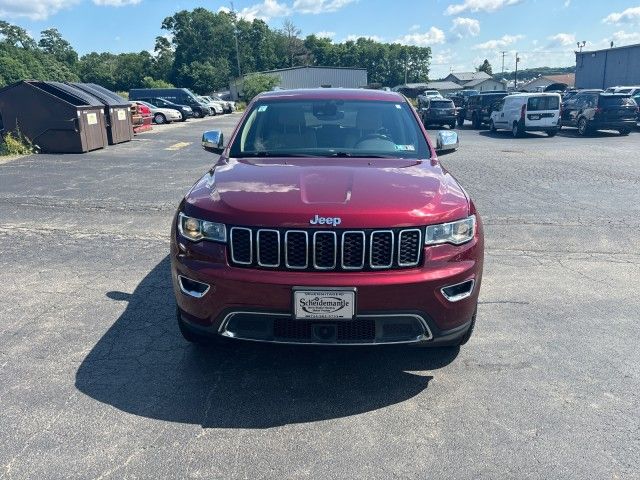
(178, 213, 226, 243)
(183, 107, 192, 112)
(425, 215, 475, 246)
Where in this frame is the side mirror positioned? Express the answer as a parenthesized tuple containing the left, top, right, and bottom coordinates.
(202, 130, 224, 154)
(435, 130, 459, 155)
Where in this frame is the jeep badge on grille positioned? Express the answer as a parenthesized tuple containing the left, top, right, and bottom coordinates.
(309, 215, 342, 226)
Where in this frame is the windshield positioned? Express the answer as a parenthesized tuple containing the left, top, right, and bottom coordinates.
(229, 99, 430, 159)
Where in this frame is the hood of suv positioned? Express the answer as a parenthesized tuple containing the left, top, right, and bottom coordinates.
(184, 157, 469, 228)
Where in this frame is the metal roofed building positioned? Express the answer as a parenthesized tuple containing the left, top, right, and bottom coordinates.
(575, 43, 640, 89)
(443, 71, 491, 85)
(230, 66, 368, 100)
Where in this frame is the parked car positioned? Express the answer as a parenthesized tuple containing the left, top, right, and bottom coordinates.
(561, 92, 637, 136)
(422, 90, 441, 98)
(489, 93, 561, 137)
(201, 95, 233, 113)
(211, 94, 236, 112)
(197, 96, 224, 115)
(132, 100, 182, 124)
(172, 88, 483, 348)
(129, 88, 212, 118)
(634, 93, 640, 125)
(420, 97, 457, 129)
(464, 92, 509, 128)
(140, 97, 193, 121)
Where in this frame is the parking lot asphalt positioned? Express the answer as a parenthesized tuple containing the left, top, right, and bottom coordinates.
(1, 115, 639, 479)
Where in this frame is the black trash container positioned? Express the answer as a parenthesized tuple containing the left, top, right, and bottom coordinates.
(69, 83, 133, 145)
(0, 80, 107, 153)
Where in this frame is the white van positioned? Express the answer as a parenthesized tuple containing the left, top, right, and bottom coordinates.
(489, 92, 561, 137)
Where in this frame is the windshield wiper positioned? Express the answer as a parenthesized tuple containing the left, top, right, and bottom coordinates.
(329, 152, 395, 158)
(238, 151, 316, 158)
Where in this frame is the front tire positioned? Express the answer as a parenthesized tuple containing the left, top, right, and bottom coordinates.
(577, 117, 590, 136)
(449, 121, 456, 129)
(457, 116, 465, 127)
(618, 128, 631, 136)
(546, 128, 558, 137)
(154, 113, 166, 125)
(193, 110, 203, 119)
(472, 114, 481, 129)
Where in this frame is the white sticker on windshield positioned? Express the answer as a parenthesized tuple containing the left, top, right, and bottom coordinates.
(395, 104, 402, 109)
(258, 105, 268, 112)
(395, 144, 416, 151)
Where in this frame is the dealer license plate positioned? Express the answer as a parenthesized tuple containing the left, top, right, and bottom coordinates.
(293, 289, 356, 320)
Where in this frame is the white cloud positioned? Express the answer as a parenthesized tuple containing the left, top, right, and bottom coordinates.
(93, 0, 141, 5)
(395, 27, 446, 46)
(409, 24, 421, 32)
(547, 32, 576, 47)
(611, 29, 640, 45)
(292, 0, 356, 14)
(237, 0, 290, 21)
(0, 0, 78, 19)
(445, 0, 523, 15)
(315, 31, 336, 39)
(450, 17, 480, 40)
(603, 6, 640, 25)
(473, 34, 524, 50)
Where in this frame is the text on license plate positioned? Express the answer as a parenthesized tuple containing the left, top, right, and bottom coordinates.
(293, 289, 355, 319)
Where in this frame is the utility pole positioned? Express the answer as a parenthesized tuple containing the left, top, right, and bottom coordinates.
(501, 51, 506, 74)
(230, 2, 242, 77)
(514, 52, 520, 90)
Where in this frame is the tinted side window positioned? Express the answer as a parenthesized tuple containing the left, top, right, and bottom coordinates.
(599, 96, 635, 107)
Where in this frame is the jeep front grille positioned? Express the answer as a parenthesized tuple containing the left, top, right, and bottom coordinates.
(228, 227, 423, 271)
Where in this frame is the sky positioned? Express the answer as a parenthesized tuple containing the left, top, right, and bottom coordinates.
(1, 0, 640, 78)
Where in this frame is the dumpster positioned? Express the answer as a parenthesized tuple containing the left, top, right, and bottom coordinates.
(0, 80, 107, 153)
(69, 82, 133, 145)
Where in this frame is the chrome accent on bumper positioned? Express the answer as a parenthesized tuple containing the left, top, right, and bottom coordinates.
(216, 311, 433, 345)
(178, 275, 210, 299)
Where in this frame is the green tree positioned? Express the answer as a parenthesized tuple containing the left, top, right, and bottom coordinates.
(77, 52, 117, 90)
(153, 35, 174, 81)
(477, 59, 492, 75)
(242, 73, 279, 101)
(177, 58, 230, 93)
(0, 21, 37, 49)
(38, 28, 78, 66)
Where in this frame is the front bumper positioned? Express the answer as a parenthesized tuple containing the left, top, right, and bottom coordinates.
(170, 217, 484, 346)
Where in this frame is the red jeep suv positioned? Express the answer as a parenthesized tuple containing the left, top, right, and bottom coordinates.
(171, 89, 483, 347)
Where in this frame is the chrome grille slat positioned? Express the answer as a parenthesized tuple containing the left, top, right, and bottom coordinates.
(229, 227, 422, 271)
(369, 230, 394, 269)
(229, 227, 253, 265)
(313, 231, 337, 270)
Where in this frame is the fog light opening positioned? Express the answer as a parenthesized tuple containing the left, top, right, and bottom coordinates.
(178, 275, 210, 299)
(441, 279, 475, 302)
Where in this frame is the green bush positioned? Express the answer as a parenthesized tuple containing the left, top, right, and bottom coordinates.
(0, 130, 35, 156)
(242, 74, 280, 102)
(142, 76, 174, 89)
